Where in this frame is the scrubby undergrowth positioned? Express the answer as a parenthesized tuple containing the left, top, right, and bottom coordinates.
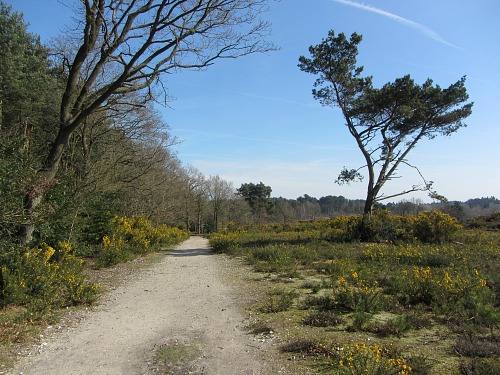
(0, 215, 189, 366)
(209, 211, 499, 375)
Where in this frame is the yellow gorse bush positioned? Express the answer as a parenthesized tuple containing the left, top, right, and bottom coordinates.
(410, 266, 488, 293)
(335, 271, 381, 312)
(2, 241, 100, 311)
(334, 343, 411, 375)
(98, 216, 189, 266)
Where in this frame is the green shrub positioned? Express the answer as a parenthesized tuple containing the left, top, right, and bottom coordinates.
(367, 315, 414, 338)
(96, 216, 189, 266)
(331, 343, 412, 375)
(303, 310, 344, 327)
(335, 273, 381, 313)
(96, 235, 133, 267)
(460, 357, 500, 375)
(1, 242, 100, 312)
(321, 211, 461, 244)
(356, 211, 410, 243)
(302, 294, 338, 311)
(208, 232, 240, 252)
(259, 290, 298, 313)
(410, 211, 462, 243)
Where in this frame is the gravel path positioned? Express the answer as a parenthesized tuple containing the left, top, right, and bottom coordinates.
(12, 237, 282, 374)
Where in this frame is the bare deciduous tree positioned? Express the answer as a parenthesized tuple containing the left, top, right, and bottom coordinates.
(21, 0, 275, 242)
(206, 175, 234, 232)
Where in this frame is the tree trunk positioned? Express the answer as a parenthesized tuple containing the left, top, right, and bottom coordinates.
(364, 188, 375, 215)
(19, 127, 71, 243)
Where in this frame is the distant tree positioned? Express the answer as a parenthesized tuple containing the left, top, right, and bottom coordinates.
(296, 195, 321, 220)
(466, 197, 500, 209)
(226, 197, 253, 227)
(19, 0, 276, 243)
(441, 202, 466, 223)
(387, 198, 424, 216)
(179, 166, 207, 233)
(299, 30, 473, 214)
(319, 195, 347, 216)
(271, 197, 297, 223)
(206, 175, 234, 232)
(237, 182, 273, 222)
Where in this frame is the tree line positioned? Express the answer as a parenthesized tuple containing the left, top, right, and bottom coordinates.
(265, 194, 499, 224)
(0, 0, 274, 247)
(235, 183, 499, 225)
(0, 1, 481, 250)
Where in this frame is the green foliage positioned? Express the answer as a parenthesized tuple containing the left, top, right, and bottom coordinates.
(367, 315, 415, 338)
(237, 182, 274, 220)
(78, 193, 123, 246)
(299, 30, 472, 214)
(96, 216, 189, 267)
(0, 242, 100, 312)
(332, 343, 412, 375)
(213, 222, 499, 374)
(284, 340, 414, 375)
(410, 210, 462, 243)
(0, 138, 31, 240)
(334, 271, 381, 313)
(349, 311, 373, 331)
(259, 290, 298, 313)
(355, 210, 412, 243)
(0, 1, 62, 245)
(466, 211, 500, 231)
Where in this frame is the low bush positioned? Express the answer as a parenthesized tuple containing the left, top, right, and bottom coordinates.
(410, 211, 462, 243)
(333, 343, 412, 375)
(335, 272, 381, 313)
(367, 315, 414, 338)
(1, 242, 100, 313)
(259, 290, 297, 313)
(96, 216, 189, 266)
(453, 332, 500, 358)
(302, 294, 338, 311)
(459, 357, 500, 375)
(209, 222, 499, 374)
(302, 311, 345, 327)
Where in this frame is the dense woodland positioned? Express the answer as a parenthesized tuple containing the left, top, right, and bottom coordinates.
(0, 2, 258, 246)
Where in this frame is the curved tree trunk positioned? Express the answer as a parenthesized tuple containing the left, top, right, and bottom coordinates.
(363, 190, 375, 215)
(19, 128, 71, 243)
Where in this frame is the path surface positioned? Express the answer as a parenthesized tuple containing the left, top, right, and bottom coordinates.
(12, 237, 283, 374)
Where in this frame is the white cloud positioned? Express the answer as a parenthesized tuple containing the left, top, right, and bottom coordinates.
(330, 0, 460, 49)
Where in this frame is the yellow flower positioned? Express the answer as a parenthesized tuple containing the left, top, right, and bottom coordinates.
(58, 241, 72, 253)
(43, 244, 55, 262)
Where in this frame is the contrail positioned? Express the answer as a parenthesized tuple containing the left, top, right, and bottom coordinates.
(330, 0, 460, 49)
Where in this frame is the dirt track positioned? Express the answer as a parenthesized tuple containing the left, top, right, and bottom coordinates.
(12, 237, 287, 374)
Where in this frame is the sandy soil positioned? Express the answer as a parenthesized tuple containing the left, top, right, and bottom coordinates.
(11, 237, 289, 375)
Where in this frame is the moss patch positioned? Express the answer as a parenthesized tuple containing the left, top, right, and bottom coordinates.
(150, 341, 202, 374)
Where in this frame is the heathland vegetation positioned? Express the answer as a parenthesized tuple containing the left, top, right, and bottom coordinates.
(0, 0, 271, 366)
(0, 1, 498, 373)
(209, 211, 499, 375)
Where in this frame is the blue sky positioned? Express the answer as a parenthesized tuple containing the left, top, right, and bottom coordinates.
(7, 0, 500, 202)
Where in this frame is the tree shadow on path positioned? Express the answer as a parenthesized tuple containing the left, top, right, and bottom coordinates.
(169, 247, 213, 257)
